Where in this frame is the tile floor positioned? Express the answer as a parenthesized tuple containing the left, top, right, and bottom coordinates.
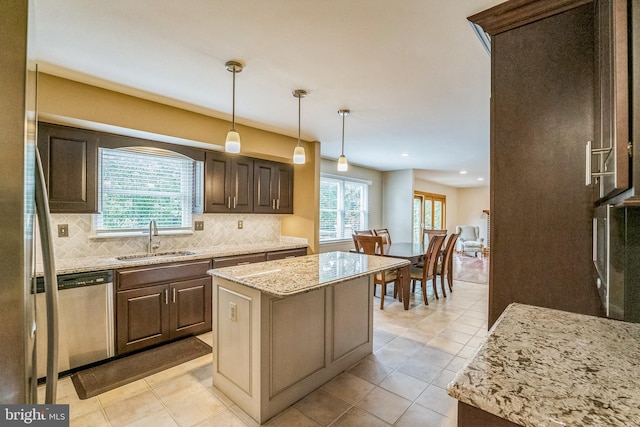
(45, 279, 488, 426)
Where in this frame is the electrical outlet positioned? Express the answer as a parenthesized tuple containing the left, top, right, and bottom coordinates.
(229, 302, 237, 322)
(238, 220, 243, 229)
(194, 221, 204, 231)
(58, 224, 69, 238)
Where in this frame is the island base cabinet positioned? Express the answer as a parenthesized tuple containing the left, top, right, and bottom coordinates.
(212, 276, 373, 424)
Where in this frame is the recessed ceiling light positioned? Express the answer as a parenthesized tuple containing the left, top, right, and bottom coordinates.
(460, 170, 467, 174)
(401, 152, 410, 157)
(477, 177, 484, 181)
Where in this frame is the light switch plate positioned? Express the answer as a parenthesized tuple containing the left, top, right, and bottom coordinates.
(229, 302, 237, 322)
(58, 224, 69, 238)
(238, 220, 243, 229)
(194, 221, 204, 231)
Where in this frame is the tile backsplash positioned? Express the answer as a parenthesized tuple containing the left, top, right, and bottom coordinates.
(44, 213, 282, 260)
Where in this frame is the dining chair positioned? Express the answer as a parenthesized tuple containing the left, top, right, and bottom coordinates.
(423, 229, 447, 244)
(352, 234, 398, 309)
(436, 233, 459, 297)
(373, 228, 392, 245)
(353, 229, 374, 236)
(409, 234, 446, 304)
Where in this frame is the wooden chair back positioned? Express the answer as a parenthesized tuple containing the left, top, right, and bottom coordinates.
(420, 234, 446, 281)
(353, 229, 374, 236)
(423, 229, 447, 244)
(353, 234, 386, 256)
(373, 228, 392, 245)
(442, 233, 459, 274)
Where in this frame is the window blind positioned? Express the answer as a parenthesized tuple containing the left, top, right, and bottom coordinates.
(95, 147, 200, 232)
(320, 174, 369, 241)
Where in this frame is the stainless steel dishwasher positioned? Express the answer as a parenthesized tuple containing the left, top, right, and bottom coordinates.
(36, 270, 115, 379)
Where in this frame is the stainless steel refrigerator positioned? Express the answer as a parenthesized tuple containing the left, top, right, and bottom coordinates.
(1, 1, 59, 405)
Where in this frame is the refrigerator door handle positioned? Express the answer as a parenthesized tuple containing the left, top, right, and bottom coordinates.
(34, 148, 59, 404)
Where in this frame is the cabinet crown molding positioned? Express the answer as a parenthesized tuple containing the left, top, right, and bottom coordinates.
(468, 0, 593, 35)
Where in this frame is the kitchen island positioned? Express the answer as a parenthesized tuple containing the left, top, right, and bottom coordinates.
(208, 251, 409, 424)
(447, 303, 640, 427)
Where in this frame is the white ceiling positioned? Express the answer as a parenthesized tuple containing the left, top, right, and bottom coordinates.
(29, 0, 503, 187)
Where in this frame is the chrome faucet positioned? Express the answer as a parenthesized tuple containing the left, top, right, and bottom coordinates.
(148, 219, 160, 254)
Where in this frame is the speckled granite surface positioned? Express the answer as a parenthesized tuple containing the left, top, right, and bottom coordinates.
(36, 239, 307, 276)
(447, 303, 640, 427)
(209, 251, 409, 297)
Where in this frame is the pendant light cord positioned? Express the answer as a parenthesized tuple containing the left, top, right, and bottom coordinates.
(341, 113, 345, 156)
(231, 68, 236, 131)
(297, 95, 301, 146)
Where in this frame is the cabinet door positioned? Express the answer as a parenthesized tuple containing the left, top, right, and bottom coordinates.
(204, 151, 231, 213)
(37, 122, 98, 213)
(592, 0, 630, 200)
(170, 277, 212, 339)
(487, 3, 602, 326)
(231, 156, 254, 213)
(266, 248, 307, 261)
(116, 284, 170, 355)
(274, 162, 294, 214)
(204, 151, 253, 213)
(253, 160, 294, 213)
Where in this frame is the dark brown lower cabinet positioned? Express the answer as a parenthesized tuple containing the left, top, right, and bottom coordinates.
(115, 260, 212, 355)
(116, 278, 212, 354)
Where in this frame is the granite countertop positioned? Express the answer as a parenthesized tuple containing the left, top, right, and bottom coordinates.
(37, 239, 308, 276)
(208, 251, 410, 297)
(447, 303, 640, 427)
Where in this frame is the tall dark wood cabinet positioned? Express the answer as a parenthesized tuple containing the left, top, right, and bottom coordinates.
(470, 0, 605, 327)
(204, 151, 253, 213)
(37, 122, 99, 213)
(253, 160, 294, 214)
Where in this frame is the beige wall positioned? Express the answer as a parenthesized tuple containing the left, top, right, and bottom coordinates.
(37, 73, 320, 253)
(382, 170, 414, 242)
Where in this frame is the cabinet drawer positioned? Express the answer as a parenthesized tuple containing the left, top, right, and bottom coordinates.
(116, 259, 212, 291)
(266, 248, 307, 261)
(213, 253, 266, 268)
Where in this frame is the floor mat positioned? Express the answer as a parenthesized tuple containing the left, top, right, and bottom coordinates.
(70, 336, 212, 399)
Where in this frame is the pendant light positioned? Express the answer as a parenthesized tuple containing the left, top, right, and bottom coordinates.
(337, 109, 350, 171)
(225, 60, 243, 153)
(292, 89, 307, 164)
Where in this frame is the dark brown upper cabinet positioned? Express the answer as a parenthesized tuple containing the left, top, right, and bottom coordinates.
(37, 122, 98, 213)
(204, 151, 253, 213)
(591, 0, 630, 201)
(253, 160, 294, 214)
(469, 0, 603, 327)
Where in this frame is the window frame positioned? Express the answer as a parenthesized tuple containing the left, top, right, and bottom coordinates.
(413, 191, 446, 243)
(319, 173, 370, 242)
(93, 146, 203, 237)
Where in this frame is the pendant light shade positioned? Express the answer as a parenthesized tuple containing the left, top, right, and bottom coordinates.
(225, 60, 243, 153)
(337, 109, 350, 171)
(292, 89, 307, 164)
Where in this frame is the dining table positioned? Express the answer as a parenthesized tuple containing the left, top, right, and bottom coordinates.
(352, 241, 429, 310)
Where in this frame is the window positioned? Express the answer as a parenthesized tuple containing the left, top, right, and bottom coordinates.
(94, 147, 203, 233)
(320, 174, 369, 241)
(412, 191, 446, 243)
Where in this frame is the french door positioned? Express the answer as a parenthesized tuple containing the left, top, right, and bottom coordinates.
(412, 191, 446, 243)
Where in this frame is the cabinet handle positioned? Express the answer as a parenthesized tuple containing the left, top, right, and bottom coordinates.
(164, 289, 169, 305)
(172, 288, 176, 303)
(585, 141, 592, 186)
(227, 196, 232, 209)
(276, 198, 280, 210)
(233, 197, 237, 209)
(285, 255, 296, 259)
(237, 262, 251, 265)
(272, 199, 276, 209)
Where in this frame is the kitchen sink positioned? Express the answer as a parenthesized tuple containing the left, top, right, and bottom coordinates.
(116, 250, 196, 261)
